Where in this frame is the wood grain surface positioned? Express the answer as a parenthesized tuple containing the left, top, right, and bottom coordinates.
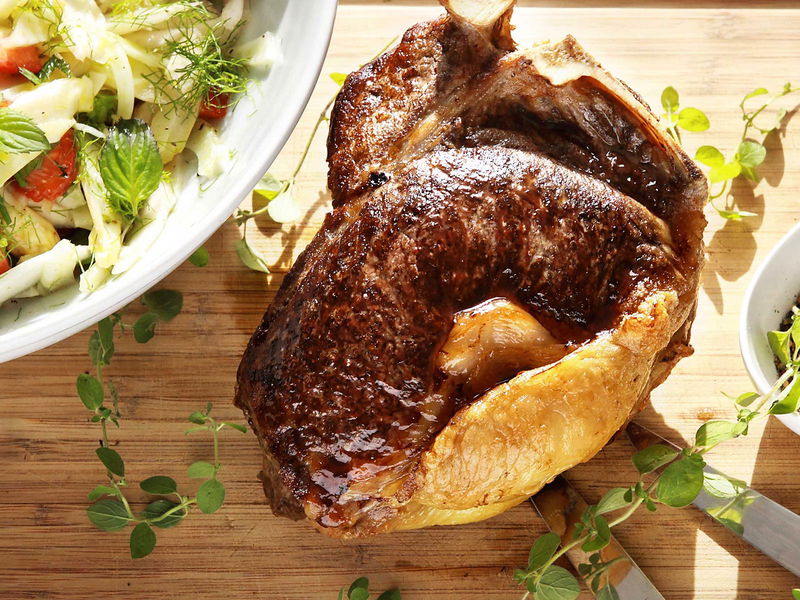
(2, 1, 800, 598)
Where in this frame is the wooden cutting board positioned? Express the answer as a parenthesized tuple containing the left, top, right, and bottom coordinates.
(2, 1, 800, 598)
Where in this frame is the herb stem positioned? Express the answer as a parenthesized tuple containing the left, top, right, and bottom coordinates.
(289, 94, 337, 182)
(712, 494, 740, 521)
(531, 537, 585, 588)
(608, 496, 646, 528)
(211, 419, 221, 476)
(147, 498, 196, 524)
(751, 367, 793, 414)
(113, 480, 136, 520)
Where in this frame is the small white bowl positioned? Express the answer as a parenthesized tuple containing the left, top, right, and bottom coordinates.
(740, 220, 800, 435)
(0, 0, 336, 363)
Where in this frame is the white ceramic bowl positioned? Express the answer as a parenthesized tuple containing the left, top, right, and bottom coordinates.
(740, 220, 800, 435)
(0, 0, 336, 363)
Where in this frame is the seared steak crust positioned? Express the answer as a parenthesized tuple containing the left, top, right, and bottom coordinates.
(235, 0, 707, 535)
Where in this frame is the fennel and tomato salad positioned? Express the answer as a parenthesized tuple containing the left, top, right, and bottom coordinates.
(0, 0, 267, 307)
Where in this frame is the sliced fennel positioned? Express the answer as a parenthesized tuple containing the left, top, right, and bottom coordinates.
(0, 240, 91, 305)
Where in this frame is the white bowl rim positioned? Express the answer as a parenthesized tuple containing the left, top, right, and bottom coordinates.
(739, 219, 800, 435)
(0, 2, 337, 363)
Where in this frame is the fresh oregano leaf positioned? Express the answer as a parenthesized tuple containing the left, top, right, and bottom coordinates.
(537, 565, 581, 600)
(742, 87, 768, 104)
(133, 312, 158, 343)
(791, 589, 800, 600)
(695, 420, 746, 448)
(695, 145, 724, 167)
(140, 476, 178, 495)
(89, 317, 116, 367)
(187, 461, 216, 479)
(708, 161, 742, 183)
(0, 108, 51, 154)
(87, 484, 117, 501)
(253, 173, 285, 201)
(330, 72, 348, 86)
(765, 107, 788, 134)
(581, 515, 611, 552)
(702, 472, 745, 499)
(631, 444, 678, 474)
(142, 499, 186, 529)
(197, 478, 225, 514)
(100, 118, 163, 221)
(732, 392, 759, 408)
(235, 237, 270, 273)
(141, 289, 183, 322)
(376, 589, 401, 600)
(595, 487, 630, 515)
(656, 456, 705, 507)
(266, 185, 301, 224)
(130, 522, 157, 559)
(76, 373, 104, 410)
(661, 86, 679, 113)
(714, 207, 757, 221)
(189, 246, 209, 267)
(187, 411, 208, 425)
(349, 577, 369, 600)
(527, 532, 561, 571)
(677, 107, 710, 132)
(96, 447, 125, 477)
(87, 499, 130, 531)
(222, 422, 248, 433)
(736, 140, 766, 168)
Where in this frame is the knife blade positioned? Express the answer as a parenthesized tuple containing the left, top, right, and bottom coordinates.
(530, 475, 665, 600)
(626, 421, 800, 577)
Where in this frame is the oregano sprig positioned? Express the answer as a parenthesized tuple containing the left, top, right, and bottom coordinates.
(78, 291, 247, 559)
(661, 83, 798, 221)
(515, 309, 800, 600)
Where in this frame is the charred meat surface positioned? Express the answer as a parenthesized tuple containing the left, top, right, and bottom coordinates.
(235, 0, 706, 538)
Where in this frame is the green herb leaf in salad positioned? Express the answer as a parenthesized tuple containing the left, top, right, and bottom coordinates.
(79, 303, 247, 559)
(99, 118, 164, 221)
(0, 108, 51, 158)
(79, 92, 119, 128)
(99, 119, 164, 221)
(18, 55, 71, 85)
